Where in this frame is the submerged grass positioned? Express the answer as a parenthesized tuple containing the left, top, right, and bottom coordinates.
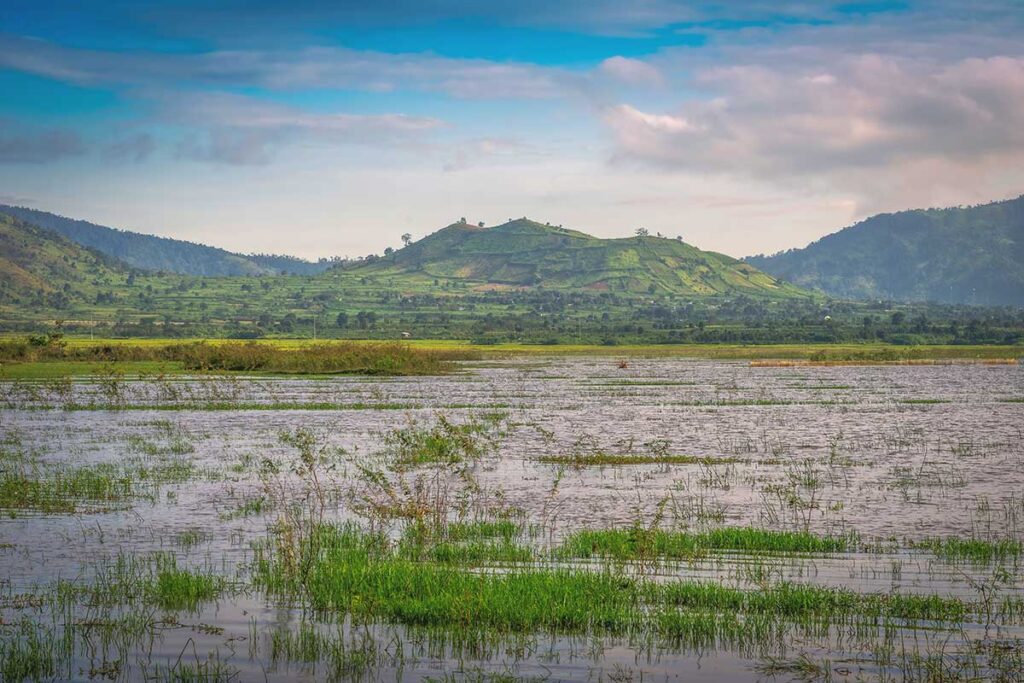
(0, 464, 134, 513)
(253, 523, 978, 646)
(538, 452, 739, 467)
(556, 527, 851, 560)
(0, 449, 195, 514)
(383, 414, 504, 466)
(912, 537, 1024, 563)
(61, 401, 422, 412)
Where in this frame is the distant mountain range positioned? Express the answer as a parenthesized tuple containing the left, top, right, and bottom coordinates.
(0, 205, 333, 277)
(3, 195, 1023, 307)
(335, 218, 806, 297)
(746, 196, 1024, 306)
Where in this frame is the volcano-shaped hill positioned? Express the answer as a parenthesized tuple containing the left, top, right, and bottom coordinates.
(334, 219, 808, 298)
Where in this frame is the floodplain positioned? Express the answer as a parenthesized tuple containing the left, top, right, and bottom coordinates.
(1, 350, 1023, 681)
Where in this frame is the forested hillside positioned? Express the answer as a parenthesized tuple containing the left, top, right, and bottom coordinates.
(0, 205, 332, 276)
(747, 196, 1024, 306)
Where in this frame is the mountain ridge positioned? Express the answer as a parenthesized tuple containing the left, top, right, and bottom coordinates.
(0, 205, 332, 277)
(745, 195, 1024, 306)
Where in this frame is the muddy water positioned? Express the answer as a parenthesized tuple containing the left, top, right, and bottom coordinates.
(1, 358, 1022, 681)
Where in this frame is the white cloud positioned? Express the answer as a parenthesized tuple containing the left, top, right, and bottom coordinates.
(598, 56, 664, 87)
(155, 91, 444, 164)
(0, 36, 570, 100)
(604, 52, 1024, 214)
(0, 124, 85, 163)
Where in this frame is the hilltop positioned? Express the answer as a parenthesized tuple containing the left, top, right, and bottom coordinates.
(0, 205, 332, 277)
(335, 218, 807, 298)
(747, 196, 1024, 306)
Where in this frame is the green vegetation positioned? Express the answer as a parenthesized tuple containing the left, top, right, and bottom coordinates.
(0, 203, 332, 276)
(0, 463, 135, 513)
(557, 527, 851, 560)
(171, 341, 474, 374)
(912, 537, 1024, 563)
(0, 213, 131, 310)
(0, 433, 196, 513)
(5, 209, 1023, 347)
(347, 218, 805, 298)
(253, 523, 973, 641)
(150, 558, 229, 611)
(747, 195, 1024, 306)
(383, 414, 500, 466)
(0, 338, 478, 376)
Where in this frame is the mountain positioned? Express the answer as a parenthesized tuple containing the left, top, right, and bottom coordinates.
(0, 212, 129, 308)
(746, 196, 1024, 306)
(334, 218, 808, 297)
(0, 205, 332, 277)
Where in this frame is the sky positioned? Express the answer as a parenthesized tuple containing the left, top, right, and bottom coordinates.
(1, 1, 1023, 260)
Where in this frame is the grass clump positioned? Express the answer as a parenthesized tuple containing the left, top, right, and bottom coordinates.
(269, 622, 379, 677)
(0, 463, 134, 513)
(913, 537, 1024, 563)
(0, 618, 60, 682)
(253, 524, 976, 644)
(151, 558, 228, 611)
(383, 414, 502, 466)
(397, 519, 533, 564)
(557, 527, 851, 561)
(443, 520, 523, 542)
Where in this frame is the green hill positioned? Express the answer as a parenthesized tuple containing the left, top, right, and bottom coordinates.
(334, 218, 807, 298)
(0, 205, 332, 277)
(746, 196, 1024, 306)
(0, 213, 132, 310)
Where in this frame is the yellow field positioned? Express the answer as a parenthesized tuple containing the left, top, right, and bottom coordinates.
(12, 336, 1022, 360)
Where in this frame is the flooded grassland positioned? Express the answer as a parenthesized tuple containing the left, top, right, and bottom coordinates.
(1, 357, 1023, 681)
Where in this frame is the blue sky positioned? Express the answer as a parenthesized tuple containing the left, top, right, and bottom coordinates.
(1, 0, 1023, 258)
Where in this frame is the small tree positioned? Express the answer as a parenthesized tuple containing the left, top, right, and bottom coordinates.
(335, 312, 349, 328)
(401, 233, 413, 247)
(384, 246, 394, 256)
(635, 227, 649, 237)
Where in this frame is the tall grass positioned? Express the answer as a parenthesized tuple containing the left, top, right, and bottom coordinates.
(0, 464, 134, 513)
(0, 338, 480, 375)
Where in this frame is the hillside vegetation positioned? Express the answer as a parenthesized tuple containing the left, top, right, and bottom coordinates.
(0, 205, 332, 276)
(747, 196, 1024, 306)
(1, 210, 1021, 347)
(0, 213, 130, 310)
(340, 218, 806, 298)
